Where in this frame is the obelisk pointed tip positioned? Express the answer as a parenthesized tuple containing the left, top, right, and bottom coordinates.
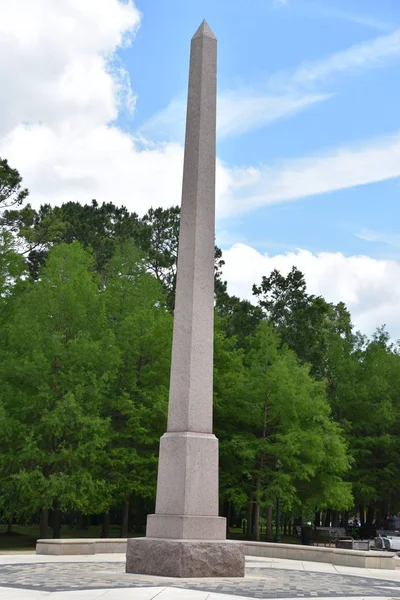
(192, 19, 216, 40)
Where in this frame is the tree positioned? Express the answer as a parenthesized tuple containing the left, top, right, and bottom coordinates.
(0, 230, 27, 314)
(341, 329, 400, 528)
(135, 206, 180, 301)
(215, 322, 352, 540)
(2, 200, 141, 278)
(3, 202, 227, 308)
(0, 242, 119, 537)
(101, 241, 173, 534)
(136, 206, 227, 310)
(0, 227, 29, 532)
(0, 158, 29, 211)
(216, 294, 263, 348)
(253, 267, 354, 380)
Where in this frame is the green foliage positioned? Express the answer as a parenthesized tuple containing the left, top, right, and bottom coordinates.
(101, 241, 173, 502)
(1, 200, 141, 278)
(0, 243, 118, 514)
(216, 322, 352, 514)
(0, 230, 27, 310)
(341, 331, 400, 515)
(1, 156, 399, 535)
(0, 157, 29, 210)
(216, 295, 263, 348)
(253, 267, 354, 380)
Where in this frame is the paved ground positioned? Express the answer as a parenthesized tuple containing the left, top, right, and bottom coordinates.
(1, 554, 400, 600)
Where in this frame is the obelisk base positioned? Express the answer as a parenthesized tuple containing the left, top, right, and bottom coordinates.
(146, 513, 226, 540)
(125, 538, 245, 577)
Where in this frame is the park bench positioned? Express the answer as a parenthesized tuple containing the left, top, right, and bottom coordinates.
(313, 528, 332, 546)
(313, 527, 349, 546)
(294, 525, 350, 546)
(336, 538, 369, 550)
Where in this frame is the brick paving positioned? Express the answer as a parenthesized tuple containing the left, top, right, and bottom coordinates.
(1, 560, 400, 598)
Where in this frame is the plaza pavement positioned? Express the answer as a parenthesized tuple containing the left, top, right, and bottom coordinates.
(1, 552, 400, 600)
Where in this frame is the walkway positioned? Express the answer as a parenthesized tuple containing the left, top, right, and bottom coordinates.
(1, 553, 400, 599)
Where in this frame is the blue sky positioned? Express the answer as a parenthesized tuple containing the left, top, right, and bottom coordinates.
(1, 0, 400, 336)
(123, 0, 400, 261)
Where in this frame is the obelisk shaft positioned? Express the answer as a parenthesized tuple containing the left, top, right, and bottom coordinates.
(167, 21, 217, 434)
(145, 20, 226, 541)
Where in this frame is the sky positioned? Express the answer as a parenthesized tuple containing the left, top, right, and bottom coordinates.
(1, 0, 400, 338)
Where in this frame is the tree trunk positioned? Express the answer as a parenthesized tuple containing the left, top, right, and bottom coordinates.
(265, 506, 273, 541)
(332, 510, 340, 527)
(314, 510, 321, 527)
(6, 518, 12, 535)
(52, 500, 61, 539)
(254, 475, 262, 541)
(246, 492, 253, 538)
(121, 495, 130, 537)
(324, 509, 331, 527)
(40, 508, 49, 539)
(79, 513, 89, 530)
(283, 515, 288, 536)
(359, 505, 365, 526)
(254, 501, 260, 541)
(101, 513, 110, 538)
(68, 512, 73, 528)
(366, 506, 374, 526)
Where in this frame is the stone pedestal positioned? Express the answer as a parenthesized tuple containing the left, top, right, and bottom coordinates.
(126, 538, 245, 578)
(145, 432, 226, 540)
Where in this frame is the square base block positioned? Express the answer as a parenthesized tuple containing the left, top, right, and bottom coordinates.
(126, 537, 245, 577)
(146, 513, 226, 540)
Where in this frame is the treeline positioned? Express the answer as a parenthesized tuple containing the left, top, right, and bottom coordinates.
(1, 157, 400, 540)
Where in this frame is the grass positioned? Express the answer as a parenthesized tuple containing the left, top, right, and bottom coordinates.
(228, 527, 297, 544)
(0, 525, 38, 552)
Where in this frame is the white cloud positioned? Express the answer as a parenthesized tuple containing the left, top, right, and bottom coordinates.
(1, 125, 184, 211)
(292, 28, 400, 85)
(222, 243, 400, 339)
(140, 96, 186, 142)
(142, 26, 400, 143)
(218, 91, 330, 139)
(356, 229, 400, 248)
(140, 91, 330, 142)
(0, 0, 140, 136)
(217, 131, 400, 217)
(0, 0, 188, 214)
(1, 0, 400, 222)
(310, 6, 391, 32)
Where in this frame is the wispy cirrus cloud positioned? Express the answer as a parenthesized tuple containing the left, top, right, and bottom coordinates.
(315, 7, 392, 33)
(292, 28, 400, 86)
(140, 91, 331, 142)
(142, 27, 400, 142)
(217, 131, 400, 216)
(356, 229, 400, 248)
(293, 1, 393, 33)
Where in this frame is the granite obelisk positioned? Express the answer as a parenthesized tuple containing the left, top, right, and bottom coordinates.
(126, 20, 245, 578)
